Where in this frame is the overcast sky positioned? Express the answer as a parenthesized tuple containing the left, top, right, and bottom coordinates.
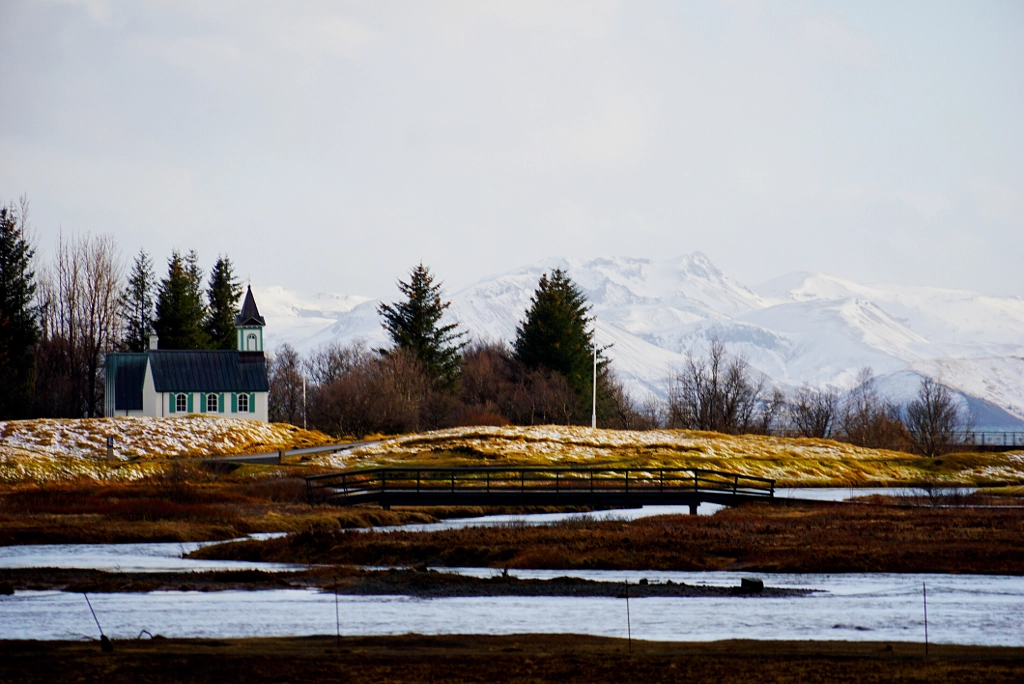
(2, 1, 1022, 298)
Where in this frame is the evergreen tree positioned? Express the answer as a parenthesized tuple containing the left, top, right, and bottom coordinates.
(0, 199, 40, 418)
(154, 250, 208, 349)
(204, 255, 242, 350)
(119, 249, 156, 352)
(514, 269, 599, 400)
(378, 263, 466, 389)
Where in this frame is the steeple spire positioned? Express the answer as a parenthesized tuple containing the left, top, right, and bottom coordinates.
(235, 285, 266, 327)
(235, 285, 266, 352)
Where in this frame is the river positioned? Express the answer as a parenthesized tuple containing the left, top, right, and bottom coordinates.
(3, 488, 1018, 645)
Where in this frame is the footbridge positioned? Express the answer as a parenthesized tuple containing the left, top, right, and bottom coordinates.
(306, 466, 776, 513)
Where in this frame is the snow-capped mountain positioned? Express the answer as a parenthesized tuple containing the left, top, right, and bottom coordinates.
(255, 254, 1024, 428)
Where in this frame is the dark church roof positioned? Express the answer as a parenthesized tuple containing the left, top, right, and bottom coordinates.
(235, 286, 266, 327)
(106, 350, 269, 412)
(108, 353, 147, 411)
(149, 351, 269, 393)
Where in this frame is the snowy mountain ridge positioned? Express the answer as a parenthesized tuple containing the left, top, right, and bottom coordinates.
(255, 254, 1024, 427)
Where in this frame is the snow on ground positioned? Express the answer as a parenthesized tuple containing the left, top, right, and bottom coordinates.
(0, 416, 331, 460)
(0, 416, 334, 482)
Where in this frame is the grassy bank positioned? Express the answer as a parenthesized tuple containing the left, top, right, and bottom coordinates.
(317, 426, 1024, 488)
(4, 419, 1024, 489)
(2, 636, 1022, 684)
(3, 418, 1023, 549)
(193, 503, 1024, 574)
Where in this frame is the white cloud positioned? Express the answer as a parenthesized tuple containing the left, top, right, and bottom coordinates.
(509, 89, 653, 173)
(129, 33, 244, 74)
(971, 179, 1021, 222)
(446, 0, 620, 36)
(265, 12, 377, 57)
(900, 190, 950, 219)
(566, 96, 649, 167)
(36, 0, 112, 23)
(798, 13, 879, 67)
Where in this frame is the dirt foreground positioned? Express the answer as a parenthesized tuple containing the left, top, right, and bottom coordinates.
(2, 635, 1022, 684)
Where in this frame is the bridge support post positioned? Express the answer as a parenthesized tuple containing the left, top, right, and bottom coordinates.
(689, 503, 698, 516)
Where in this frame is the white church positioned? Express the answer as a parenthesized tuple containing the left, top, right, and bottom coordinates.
(104, 286, 270, 422)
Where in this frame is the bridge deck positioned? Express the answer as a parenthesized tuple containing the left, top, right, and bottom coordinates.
(306, 466, 775, 510)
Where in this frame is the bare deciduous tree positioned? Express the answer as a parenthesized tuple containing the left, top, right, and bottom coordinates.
(789, 386, 840, 438)
(837, 368, 908, 450)
(905, 377, 970, 457)
(755, 386, 788, 435)
(666, 339, 767, 434)
(306, 343, 431, 436)
(268, 343, 305, 426)
(37, 232, 123, 417)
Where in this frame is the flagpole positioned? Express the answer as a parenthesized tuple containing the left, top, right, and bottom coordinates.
(592, 317, 598, 429)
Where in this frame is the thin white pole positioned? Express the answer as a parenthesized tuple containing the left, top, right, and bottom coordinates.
(923, 582, 929, 655)
(625, 580, 631, 652)
(302, 373, 307, 430)
(591, 317, 598, 429)
(335, 580, 341, 649)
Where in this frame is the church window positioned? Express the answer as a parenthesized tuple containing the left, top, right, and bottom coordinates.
(237, 393, 249, 413)
(175, 394, 187, 413)
(247, 333, 257, 351)
(206, 393, 218, 412)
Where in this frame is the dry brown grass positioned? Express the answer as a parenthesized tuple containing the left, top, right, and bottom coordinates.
(0, 465, 442, 545)
(2, 635, 1022, 684)
(194, 503, 1024, 574)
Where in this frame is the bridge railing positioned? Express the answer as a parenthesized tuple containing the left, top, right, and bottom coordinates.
(306, 466, 775, 505)
(766, 429, 1024, 450)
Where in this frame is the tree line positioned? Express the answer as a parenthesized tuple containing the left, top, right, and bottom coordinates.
(270, 263, 973, 458)
(662, 343, 972, 457)
(269, 265, 647, 436)
(0, 197, 243, 418)
(1, 195, 975, 457)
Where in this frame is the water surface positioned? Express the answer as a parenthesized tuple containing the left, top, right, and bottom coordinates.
(2, 571, 1021, 645)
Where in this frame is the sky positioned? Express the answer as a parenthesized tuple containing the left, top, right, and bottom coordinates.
(2, 0, 1022, 299)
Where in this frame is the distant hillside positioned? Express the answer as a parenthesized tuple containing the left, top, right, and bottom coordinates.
(255, 253, 1024, 428)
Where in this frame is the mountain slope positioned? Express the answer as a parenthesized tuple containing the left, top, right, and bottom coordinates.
(253, 255, 1024, 426)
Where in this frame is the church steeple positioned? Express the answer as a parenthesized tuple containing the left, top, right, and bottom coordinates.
(236, 286, 265, 352)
